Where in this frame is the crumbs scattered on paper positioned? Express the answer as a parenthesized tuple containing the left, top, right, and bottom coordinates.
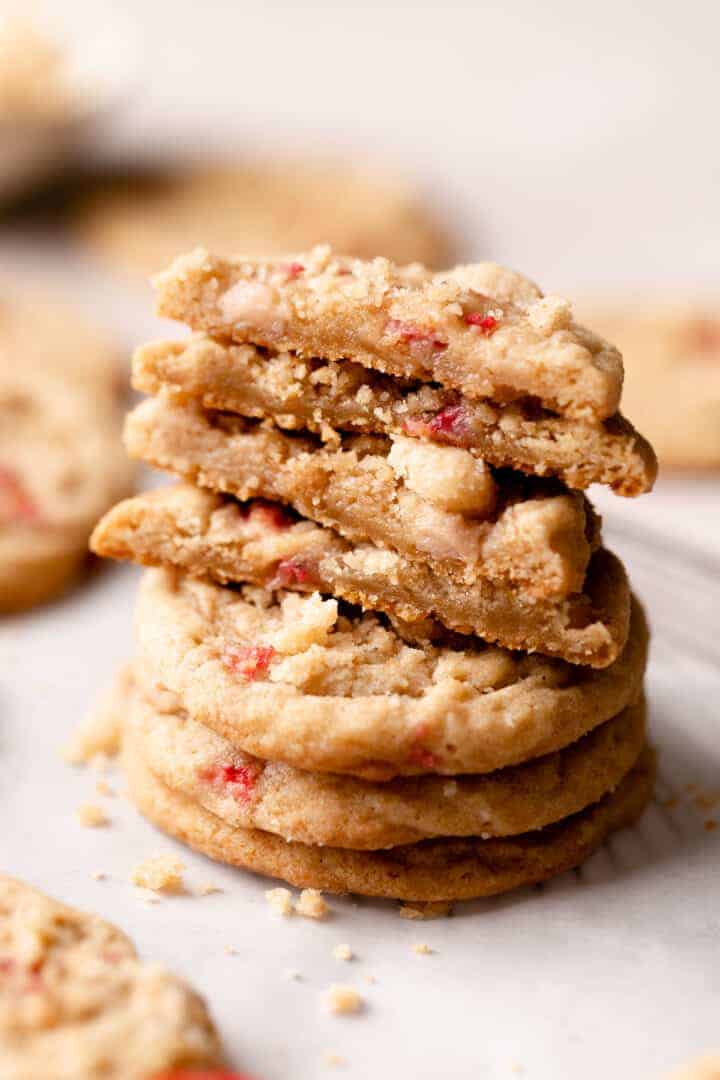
(131, 854, 185, 893)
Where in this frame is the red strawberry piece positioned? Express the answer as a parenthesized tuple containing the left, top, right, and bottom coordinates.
(464, 312, 498, 335)
(199, 763, 258, 802)
(271, 555, 318, 589)
(249, 501, 294, 531)
(403, 404, 470, 446)
(408, 746, 438, 770)
(385, 318, 448, 357)
(280, 261, 305, 280)
(0, 466, 40, 524)
(221, 644, 276, 681)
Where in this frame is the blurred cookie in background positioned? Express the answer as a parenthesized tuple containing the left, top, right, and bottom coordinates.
(0, 291, 133, 613)
(582, 303, 720, 470)
(0, 14, 132, 204)
(77, 160, 456, 276)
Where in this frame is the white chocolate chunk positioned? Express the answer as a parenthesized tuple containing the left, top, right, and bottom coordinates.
(388, 435, 496, 516)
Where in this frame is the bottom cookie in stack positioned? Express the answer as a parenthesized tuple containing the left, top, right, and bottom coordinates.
(115, 570, 652, 902)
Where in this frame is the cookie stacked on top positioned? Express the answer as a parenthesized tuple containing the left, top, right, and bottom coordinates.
(92, 246, 657, 903)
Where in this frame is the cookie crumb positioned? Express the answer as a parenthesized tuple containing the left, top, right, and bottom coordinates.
(363, 974, 377, 985)
(412, 942, 433, 955)
(90, 870, 106, 881)
(324, 985, 364, 1015)
(131, 854, 185, 893)
(62, 672, 128, 764)
(399, 901, 452, 920)
(224, 945, 238, 956)
(95, 779, 114, 797)
(265, 887, 294, 916)
(323, 1051, 346, 1067)
(284, 968, 302, 981)
(76, 802, 109, 828)
(333, 943, 353, 962)
(89, 752, 112, 773)
(199, 882, 222, 896)
(296, 888, 328, 919)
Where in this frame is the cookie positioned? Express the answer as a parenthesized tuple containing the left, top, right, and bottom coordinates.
(582, 305, 720, 469)
(0, 875, 225, 1079)
(134, 336, 656, 496)
(154, 246, 623, 420)
(124, 741, 655, 902)
(0, 290, 123, 400)
(92, 485, 630, 668)
(126, 666, 646, 848)
(668, 1055, 720, 1080)
(0, 368, 132, 612)
(134, 568, 648, 780)
(124, 395, 600, 601)
(79, 162, 453, 277)
(0, 19, 77, 124)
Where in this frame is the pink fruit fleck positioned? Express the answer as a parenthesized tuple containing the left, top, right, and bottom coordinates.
(0, 957, 15, 975)
(280, 261, 305, 280)
(403, 404, 470, 446)
(386, 318, 448, 358)
(465, 313, 498, 335)
(686, 318, 720, 357)
(271, 555, 318, 589)
(408, 746, 438, 770)
(200, 762, 258, 802)
(249, 500, 294, 531)
(222, 644, 276, 681)
(0, 466, 40, 524)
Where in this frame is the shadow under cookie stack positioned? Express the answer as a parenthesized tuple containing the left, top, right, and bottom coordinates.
(92, 246, 657, 905)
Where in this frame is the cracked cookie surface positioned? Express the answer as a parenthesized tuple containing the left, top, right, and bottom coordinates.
(134, 568, 648, 780)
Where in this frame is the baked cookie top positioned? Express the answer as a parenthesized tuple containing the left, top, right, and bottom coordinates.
(582, 303, 720, 469)
(134, 335, 656, 496)
(134, 568, 648, 780)
(128, 666, 646, 848)
(153, 246, 623, 420)
(0, 875, 225, 1079)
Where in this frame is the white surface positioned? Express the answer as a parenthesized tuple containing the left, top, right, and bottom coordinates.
(2, 2, 720, 1076)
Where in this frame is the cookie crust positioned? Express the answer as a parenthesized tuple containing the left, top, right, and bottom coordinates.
(154, 246, 623, 420)
(134, 568, 648, 780)
(126, 670, 646, 848)
(124, 744, 655, 902)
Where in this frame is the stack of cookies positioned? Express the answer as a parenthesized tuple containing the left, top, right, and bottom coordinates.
(92, 246, 657, 903)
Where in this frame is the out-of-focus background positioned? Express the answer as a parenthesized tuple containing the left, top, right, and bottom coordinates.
(2, 3, 719, 1078)
(5, 0, 720, 286)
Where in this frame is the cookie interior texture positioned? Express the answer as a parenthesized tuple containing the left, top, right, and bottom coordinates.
(133, 335, 657, 495)
(91, 485, 630, 668)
